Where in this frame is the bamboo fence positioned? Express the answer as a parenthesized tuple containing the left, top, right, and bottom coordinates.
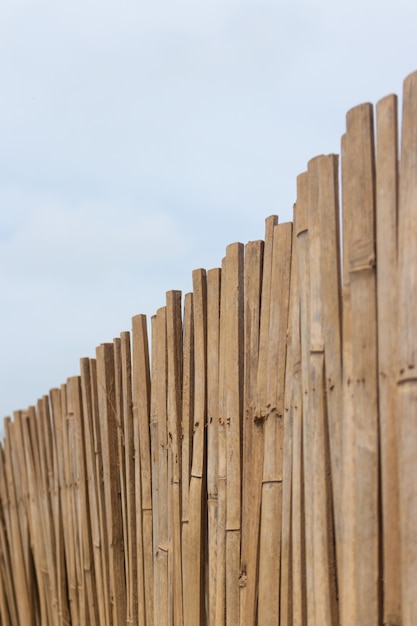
(1, 71, 417, 625)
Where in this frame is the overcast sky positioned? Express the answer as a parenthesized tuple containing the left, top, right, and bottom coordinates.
(1, 0, 416, 427)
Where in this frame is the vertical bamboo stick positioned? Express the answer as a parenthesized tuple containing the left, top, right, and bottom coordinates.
(291, 199, 306, 626)
(120, 331, 139, 625)
(258, 223, 292, 625)
(397, 70, 417, 626)
(375, 93, 401, 626)
(280, 220, 298, 626)
(70, 376, 99, 625)
(315, 155, 343, 605)
(80, 359, 108, 626)
(50, 388, 72, 625)
(207, 269, 221, 626)
(240, 240, 263, 626)
(3, 418, 33, 625)
(344, 103, 380, 624)
(113, 337, 130, 624)
(223, 244, 244, 626)
(244, 215, 277, 625)
(296, 172, 315, 625)
(0, 439, 20, 626)
(339, 131, 358, 626)
(151, 308, 169, 626)
(307, 156, 339, 625)
(166, 290, 184, 626)
(96, 342, 127, 626)
(132, 314, 153, 626)
(215, 256, 227, 626)
(181, 293, 194, 625)
(184, 270, 207, 626)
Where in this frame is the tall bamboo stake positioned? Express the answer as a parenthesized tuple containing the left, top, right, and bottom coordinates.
(397, 70, 417, 626)
(258, 223, 292, 625)
(240, 239, 263, 626)
(375, 93, 401, 626)
(207, 268, 221, 626)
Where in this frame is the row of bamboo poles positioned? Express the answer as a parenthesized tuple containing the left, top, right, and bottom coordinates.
(1, 71, 417, 625)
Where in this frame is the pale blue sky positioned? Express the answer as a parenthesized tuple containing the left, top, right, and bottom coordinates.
(1, 0, 416, 426)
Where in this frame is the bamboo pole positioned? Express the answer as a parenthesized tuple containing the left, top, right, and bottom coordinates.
(315, 154, 343, 607)
(345, 102, 380, 624)
(222, 244, 244, 626)
(296, 171, 316, 625)
(291, 199, 306, 626)
(207, 268, 221, 626)
(184, 270, 207, 626)
(339, 131, 357, 626)
(151, 308, 169, 625)
(3, 418, 33, 625)
(240, 240, 263, 626)
(215, 256, 227, 626)
(132, 314, 153, 626)
(96, 342, 127, 626)
(80, 358, 108, 626)
(166, 290, 184, 626)
(180, 293, 194, 625)
(307, 155, 338, 625)
(375, 93, 401, 626)
(397, 70, 417, 626)
(258, 223, 292, 625)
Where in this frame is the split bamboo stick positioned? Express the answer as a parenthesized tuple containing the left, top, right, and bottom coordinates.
(184, 270, 207, 626)
(397, 70, 417, 626)
(132, 314, 153, 626)
(375, 93, 401, 626)
(258, 222, 292, 625)
(207, 268, 221, 626)
(240, 240, 263, 626)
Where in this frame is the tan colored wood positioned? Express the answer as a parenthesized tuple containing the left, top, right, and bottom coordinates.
(207, 268, 221, 626)
(215, 257, 227, 626)
(96, 342, 127, 626)
(375, 93, 401, 626)
(223, 244, 244, 626)
(279, 247, 294, 626)
(339, 132, 357, 626)
(345, 103, 380, 624)
(151, 308, 169, 626)
(296, 171, 316, 626)
(240, 239, 263, 626)
(184, 269, 207, 626)
(258, 223, 292, 625)
(180, 293, 194, 626)
(397, 70, 417, 626)
(166, 290, 184, 626)
(315, 155, 343, 614)
(291, 198, 306, 626)
(307, 156, 339, 625)
(132, 314, 153, 626)
(80, 359, 108, 626)
(3, 418, 33, 625)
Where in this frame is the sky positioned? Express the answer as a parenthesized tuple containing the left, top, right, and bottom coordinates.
(1, 0, 416, 428)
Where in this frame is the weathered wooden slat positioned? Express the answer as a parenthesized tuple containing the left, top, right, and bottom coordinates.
(207, 268, 221, 626)
(96, 343, 127, 626)
(132, 314, 153, 626)
(344, 102, 380, 625)
(184, 270, 207, 626)
(240, 239, 263, 626)
(397, 70, 417, 626)
(375, 93, 401, 626)
(258, 222, 292, 625)
(166, 290, 184, 626)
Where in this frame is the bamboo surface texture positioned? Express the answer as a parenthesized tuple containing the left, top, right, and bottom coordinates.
(1, 71, 417, 625)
